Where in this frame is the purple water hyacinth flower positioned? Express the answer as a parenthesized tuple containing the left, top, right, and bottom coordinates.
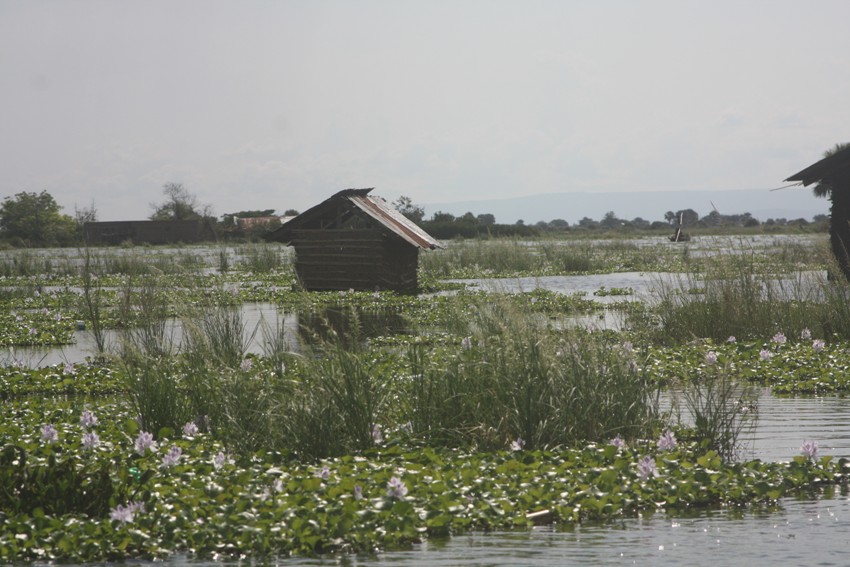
(772, 332, 786, 345)
(371, 423, 383, 444)
(182, 422, 199, 438)
(510, 437, 525, 451)
(110, 501, 144, 524)
(461, 336, 472, 350)
(705, 351, 718, 365)
(801, 440, 818, 460)
(609, 434, 627, 449)
(801, 328, 812, 340)
(63, 362, 76, 375)
(637, 456, 658, 480)
(213, 451, 233, 470)
(759, 349, 773, 361)
(82, 431, 100, 451)
(161, 445, 182, 468)
(813, 339, 825, 353)
(41, 424, 58, 444)
(80, 410, 98, 428)
(354, 485, 363, 501)
(316, 464, 330, 481)
(240, 358, 253, 372)
(657, 430, 677, 451)
(134, 431, 157, 455)
(726, 336, 737, 344)
(386, 476, 408, 500)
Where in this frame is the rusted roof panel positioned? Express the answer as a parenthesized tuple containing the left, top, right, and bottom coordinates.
(266, 188, 443, 250)
(349, 193, 443, 250)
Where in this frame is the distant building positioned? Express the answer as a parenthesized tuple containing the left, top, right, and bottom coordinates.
(84, 219, 216, 245)
(235, 216, 290, 230)
(265, 188, 443, 292)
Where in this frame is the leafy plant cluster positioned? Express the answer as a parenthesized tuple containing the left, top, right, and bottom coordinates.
(0, 394, 845, 562)
(2, 234, 849, 561)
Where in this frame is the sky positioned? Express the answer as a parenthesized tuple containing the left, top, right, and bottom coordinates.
(1, 0, 849, 223)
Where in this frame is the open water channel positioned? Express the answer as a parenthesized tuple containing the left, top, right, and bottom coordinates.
(9, 256, 850, 565)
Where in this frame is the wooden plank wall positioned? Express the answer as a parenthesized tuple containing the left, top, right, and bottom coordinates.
(292, 229, 419, 291)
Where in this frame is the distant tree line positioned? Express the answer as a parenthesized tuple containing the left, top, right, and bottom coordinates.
(392, 197, 826, 238)
(0, 186, 827, 248)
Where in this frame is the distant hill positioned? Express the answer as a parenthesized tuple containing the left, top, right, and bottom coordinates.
(423, 189, 828, 225)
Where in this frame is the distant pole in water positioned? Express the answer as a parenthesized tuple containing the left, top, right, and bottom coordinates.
(670, 211, 686, 242)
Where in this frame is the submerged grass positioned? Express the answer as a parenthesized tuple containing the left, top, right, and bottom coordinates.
(629, 240, 850, 344)
(3, 234, 850, 562)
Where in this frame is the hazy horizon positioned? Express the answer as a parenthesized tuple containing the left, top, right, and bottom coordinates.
(2, 1, 849, 223)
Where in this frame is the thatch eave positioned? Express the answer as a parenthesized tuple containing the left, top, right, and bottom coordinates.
(785, 145, 850, 186)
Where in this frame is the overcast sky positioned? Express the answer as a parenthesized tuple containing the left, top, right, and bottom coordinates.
(2, 0, 848, 221)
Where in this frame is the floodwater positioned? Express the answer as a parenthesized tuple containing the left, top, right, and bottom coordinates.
(272, 493, 849, 566)
(10, 250, 850, 565)
(201, 392, 850, 567)
(8, 303, 297, 368)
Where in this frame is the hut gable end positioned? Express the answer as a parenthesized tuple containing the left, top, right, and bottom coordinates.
(266, 188, 442, 292)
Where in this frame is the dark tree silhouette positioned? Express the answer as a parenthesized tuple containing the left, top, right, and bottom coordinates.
(786, 143, 850, 280)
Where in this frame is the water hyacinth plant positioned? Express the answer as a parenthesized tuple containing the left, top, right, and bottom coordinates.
(3, 235, 850, 562)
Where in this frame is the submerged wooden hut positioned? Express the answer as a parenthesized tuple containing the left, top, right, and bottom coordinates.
(265, 188, 442, 292)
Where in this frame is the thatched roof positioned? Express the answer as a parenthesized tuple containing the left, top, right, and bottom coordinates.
(786, 145, 850, 186)
(267, 188, 442, 249)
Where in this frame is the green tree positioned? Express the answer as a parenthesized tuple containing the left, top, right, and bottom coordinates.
(431, 211, 456, 223)
(230, 209, 276, 218)
(74, 201, 98, 240)
(0, 191, 77, 246)
(477, 213, 496, 226)
(599, 211, 621, 229)
(392, 196, 425, 223)
(150, 183, 210, 220)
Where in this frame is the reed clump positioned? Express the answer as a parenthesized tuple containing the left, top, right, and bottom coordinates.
(401, 300, 661, 450)
(636, 242, 850, 343)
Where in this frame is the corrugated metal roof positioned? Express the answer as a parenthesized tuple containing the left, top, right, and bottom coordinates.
(786, 145, 850, 186)
(349, 192, 443, 249)
(266, 188, 443, 249)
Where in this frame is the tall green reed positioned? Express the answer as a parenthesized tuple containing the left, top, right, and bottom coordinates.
(402, 299, 661, 450)
(638, 244, 833, 343)
(124, 359, 189, 435)
(676, 367, 758, 462)
(116, 275, 173, 359)
(180, 305, 256, 369)
(79, 247, 108, 356)
(238, 243, 287, 273)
